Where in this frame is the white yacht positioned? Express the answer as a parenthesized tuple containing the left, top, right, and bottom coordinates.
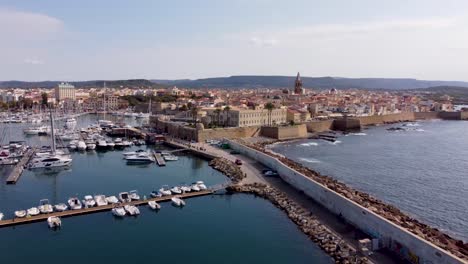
(54, 203, 68, 212)
(196, 181, 207, 190)
(68, 197, 82, 210)
(148, 201, 161, 210)
(170, 186, 182, 195)
(27, 207, 40, 216)
(0, 212, 3, 220)
(15, 210, 27, 218)
(125, 153, 154, 164)
(23, 126, 48, 135)
(106, 140, 115, 149)
(29, 155, 72, 169)
(122, 140, 132, 147)
(96, 140, 108, 150)
(191, 184, 200, 192)
(171, 197, 185, 207)
(119, 192, 131, 203)
(123, 150, 147, 157)
(112, 207, 126, 217)
(38, 199, 54, 214)
(82, 195, 96, 207)
(77, 141, 87, 151)
(180, 186, 191, 193)
(114, 138, 124, 148)
(124, 205, 140, 216)
(94, 195, 108, 206)
(158, 187, 172, 196)
(85, 141, 96, 150)
(163, 154, 178, 161)
(47, 216, 62, 228)
(129, 190, 140, 200)
(150, 190, 162, 198)
(106, 196, 119, 204)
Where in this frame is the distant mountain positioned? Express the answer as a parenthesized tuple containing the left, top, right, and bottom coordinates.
(152, 76, 468, 90)
(407, 86, 468, 104)
(0, 79, 164, 89)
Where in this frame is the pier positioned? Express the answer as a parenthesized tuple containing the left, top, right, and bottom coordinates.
(154, 152, 166, 166)
(6, 148, 36, 184)
(0, 190, 214, 228)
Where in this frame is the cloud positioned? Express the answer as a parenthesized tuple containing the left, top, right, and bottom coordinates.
(0, 8, 64, 40)
(24, 58, 45, 65)
(249, 37, 278, 47)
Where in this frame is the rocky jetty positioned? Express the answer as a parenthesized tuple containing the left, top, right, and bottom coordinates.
(209, 158, 246, 184)
(228, 183, 369, 264)
(242, 140, 468, 260)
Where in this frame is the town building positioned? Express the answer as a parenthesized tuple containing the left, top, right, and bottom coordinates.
(55, 82, 76, 102)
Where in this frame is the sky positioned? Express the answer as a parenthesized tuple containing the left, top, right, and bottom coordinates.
(1, 0, 468, 81)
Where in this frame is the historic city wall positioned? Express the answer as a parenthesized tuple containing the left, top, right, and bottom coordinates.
(197, 126, 261, 142)
(228, 140, 465, 264)
(356, 112, 416, 126)
(260, 125, 308, 140)
(305, 120, 335, 132)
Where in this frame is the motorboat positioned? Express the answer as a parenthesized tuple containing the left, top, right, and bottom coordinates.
(77, 141, 87, 151)
(0, 212, 3, 220)
(171, 197, 185, 207)
(29, 155, 72, 169)
(15, 210, 27, 218)
(114, 138, 124, 148)
(191, 184, 200, 192)
(112, 207, 126, 217)
(170, 186, 182, 195)
(96, 140, 107, 150)
(23, 126, 48, 135)
(180, 186, 191, 193)
(27, 207, 40, 216)
(94, 195, 108, 206)
(158, 187, 172, 196)
(119, 192, 131, 203)
(129, 190, 140, 200)
(47, 216, 62, 229)
(82, 195, 96, 207)
(123, 149, 147, 157)
(122, 140, 132, 147)
(196, 181, 207, 190)
(106, 196, 119, 204)
(54, 203, 68, 212)
(34, 149, 67, 158)
(124, 205, 140, 216)
(163, 154, 178, 161)
(106, 140, 115, 149)
(68, 197, 82, 210)
(68, 142, 77, 150)
(85, 141, 96, 150)
(125, 153, 154, 164)
(148, 201, 161, 210)
(38, 199, 54, 214)
(150, 190, 162, 198)
(98, 120, 114, 128)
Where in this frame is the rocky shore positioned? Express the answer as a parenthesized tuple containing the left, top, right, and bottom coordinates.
(243, 140, 468, 260)
(228, 183, 369, 264)
(209, 157, 246, 184)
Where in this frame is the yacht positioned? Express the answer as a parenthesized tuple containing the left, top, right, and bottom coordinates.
(38, 199, 54, 214)
(0, 212, 3, 220)
(68, 197, 82, 210)
(47, 216, 62, 229)
(163, 154, 178, 161)
(124, 205, 140, 216)
(94, 195, 108, 206)
(23, 126, 48, 135)
(125, 153, 154, 164)
(150, 190, 162, 198)
(106, 140, 115, 149)
(15, 210, 27, 218)
(112, 206, 126, 217)
(180, 186, 191, 193)
(65, 118, 77, 129)
(114, 138, 124, 148)
(170, 186, 182, 195)
(148, 201, 161, 210)
(77, 141, 87, 151)
(119, 192, 131, 203)
(123, 149, 147, 157)
(68, 142, 77, 150)
(29, 155, 72, 169)
(82, 195, 96, 207)
(129, 190, 140, 200)
(27, 207, 40, 216)
(191, 184, 200, 192)
(96, 140, 108, 150)
(106, 196, 119, 204)
(85, 140, 96, 150)
(122, 140, 132, 147)
(54, 203, 68, 212)
(98, 120, 114, 128)
(158, 187, 172, 196)
(196, 181, 207, 190)
(171, 197, 185, 207)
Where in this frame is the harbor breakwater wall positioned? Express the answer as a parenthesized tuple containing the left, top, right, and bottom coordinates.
(228, 140, 466, 264)
(260, 125, 308, 140)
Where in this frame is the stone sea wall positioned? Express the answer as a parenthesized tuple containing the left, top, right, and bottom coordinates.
(306, 120, 335, 132)
(198, 126, 261, 142)
(228, 140, 467, 264)
(260, 125, 308, 140)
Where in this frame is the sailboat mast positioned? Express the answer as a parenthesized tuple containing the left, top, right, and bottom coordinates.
(50, 107, 56, 154)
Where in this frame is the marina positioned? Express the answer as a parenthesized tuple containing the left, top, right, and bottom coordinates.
(5, 147, 36, 184)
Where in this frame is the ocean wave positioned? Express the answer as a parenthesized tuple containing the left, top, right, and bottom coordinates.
(350, 132, 367, 136)
(403, 123, 421, 127)
(329, 140, 342, 145)
(299, 158, 321, 163)
(300, 142, 319, 147)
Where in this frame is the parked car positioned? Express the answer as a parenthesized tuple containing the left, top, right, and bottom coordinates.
(235, 159, 243, 165)
(263, 170, 279, 177)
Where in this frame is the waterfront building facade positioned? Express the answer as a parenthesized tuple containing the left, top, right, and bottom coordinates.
(55, 82, 76, 102)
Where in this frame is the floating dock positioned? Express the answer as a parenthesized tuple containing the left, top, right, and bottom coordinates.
(6, 148, 36, 184)
(154, 153, 166, 166)
(0, 190, 213, 228)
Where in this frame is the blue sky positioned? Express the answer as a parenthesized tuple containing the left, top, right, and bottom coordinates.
(1, 0, 468, 81)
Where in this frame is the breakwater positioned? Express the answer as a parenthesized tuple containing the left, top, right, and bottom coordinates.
(209, 158, 246, 184)
(229, 139, 467, 264)
(228, 183, 369, 264)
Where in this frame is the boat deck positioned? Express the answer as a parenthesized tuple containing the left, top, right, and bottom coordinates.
(0, 190, 213, 228)
(6, 148, 36, 184)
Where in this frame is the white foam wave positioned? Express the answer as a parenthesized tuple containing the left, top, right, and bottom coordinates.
(300, 142, 319, 147)
(403, 123, 421, 127)
(329, 140, 342, 145)
(299, 158, 321, 163)
(350, 132, 367, 136)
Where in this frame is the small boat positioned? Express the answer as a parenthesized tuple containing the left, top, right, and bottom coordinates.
(47, 216, 62, 229)
(148, 201, 161, 210)
(68, 143, 77, 150)
(124, 205, 140, 216)
(96, 140, 107, 150)
(122, 140, 132, 147)
(150, 190, 162, 198)
(196, 181, 207, 190)
(106, 196, 119, 204)
(170, 186, 182, 194)
(77, 141, 87, 151)
(82, 195, 96, 207)
(54, 203, 68, 212)
(112, 207, 126, 217)
(125, 153, 154, 164)
(180, 186, 191, 193)
(163, 155, 178, 161)
(171, 197, 185, 207)
(0, 212, 3, 220)
(68, 197, 82, 210)
(38, 199, 54, 214)
(94, 194, 108, 206)
(114, 138, 124, 148)
(158, 187, 172, 196)
(15, 210, 27, 218)
(106, 141, 115, 149)
(123, 149, 147, 157)
(85, 141, 96, 150)
(27, 207, 40, 216)
(129, 190, 140, 200)
(119, 192, 131, 203)
(191, 184, 200, 192)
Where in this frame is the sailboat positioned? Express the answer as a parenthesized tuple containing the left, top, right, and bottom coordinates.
(29, 108, 73, 169)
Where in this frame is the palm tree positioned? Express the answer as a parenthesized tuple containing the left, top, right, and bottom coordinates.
(214, 108, 221, 127)
(223, 106, 231, 127)
(265, 102, 275, 126)
(190, 106, 199, 124)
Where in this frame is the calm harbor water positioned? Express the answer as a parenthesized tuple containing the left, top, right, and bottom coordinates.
(272, 120, 468, 242)
(0, 114, 332, 264)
